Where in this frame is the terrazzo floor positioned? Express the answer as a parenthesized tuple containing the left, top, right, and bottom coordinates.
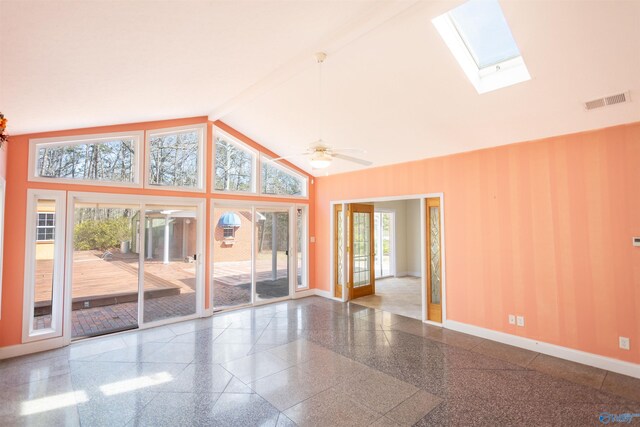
(1, 296, 638, 426)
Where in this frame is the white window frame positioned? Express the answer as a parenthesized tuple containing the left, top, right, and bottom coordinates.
(145, 124, 207, 193)
(432, 8, 530, 94)
(28, 131, 144, 188)
(0, 177, 5, 319)
(210, 199, 309, 309)
(212, 128, 258, 195)
(63, 192, 206, 344)
(259, 154, 309, 199)
(36, 212, 56, 241)
(23, 189, 67, 343)
(295, 204, 309, 290)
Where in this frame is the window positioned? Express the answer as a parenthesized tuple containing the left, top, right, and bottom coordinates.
(261, 156, 307, 197)
(223, 227, 235, 239)
(433, 0, 530, 94)
(214, 131, 256, 193)
(36, 213, 55, 241)
(29, 132, 142, 186)
(147, 124, 205, 191)
(296, 206, 308, 289)
(23, 190, 66, 342)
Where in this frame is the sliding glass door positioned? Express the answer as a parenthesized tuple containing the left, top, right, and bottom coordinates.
(212, 206, 253, 310)
(71, 202, 140, 338)
(212, 202, 304, 310)
(143, 205, 198, 323)
(64, 195, 203, 341)
(255, 208, 289, 303)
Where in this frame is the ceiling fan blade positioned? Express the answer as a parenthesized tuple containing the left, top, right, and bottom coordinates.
(330, 148, 366, 154)
(332, 153, 372, 166)
(268, 152, 309, 162)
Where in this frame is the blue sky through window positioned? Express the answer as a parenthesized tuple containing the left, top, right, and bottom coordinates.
(449, 0, 521, 69)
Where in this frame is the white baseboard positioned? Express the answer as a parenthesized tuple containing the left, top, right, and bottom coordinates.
(293, 289, 316, 299)
(0, 337, 66, 360)
(445, 320, 639, 379)
(316, 289, 346, 302)
(314, 289, 336, 299)
(395, 271, 421, 278)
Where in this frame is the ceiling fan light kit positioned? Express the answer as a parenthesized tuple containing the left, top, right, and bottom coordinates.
(309, 150, 332, 169)
(267, 52, 371, 172)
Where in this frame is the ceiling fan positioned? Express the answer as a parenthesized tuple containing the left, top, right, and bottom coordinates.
(271, 143, 372, 169)
(271, 52, 372, 170)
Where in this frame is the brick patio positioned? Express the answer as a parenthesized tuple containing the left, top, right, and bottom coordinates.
(33, 253, 291, 338)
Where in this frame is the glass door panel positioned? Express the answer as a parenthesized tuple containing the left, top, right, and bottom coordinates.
(255, 208, 289, 303)
(374, 212, 393, 278)
(71, 203, 140, 338)
(212, 207, 253, 310)
(296, 207, 307, 289)
(32, 199, 58, 331)
(143, 205, 197, 323)
(426, 198, 442, 323)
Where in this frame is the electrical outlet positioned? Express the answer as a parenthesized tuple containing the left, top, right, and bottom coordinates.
(508, 315, 516, 325)
(516, 316, 525, 327)
(83, 301, 90, 308)
(619, 337, 630, 350)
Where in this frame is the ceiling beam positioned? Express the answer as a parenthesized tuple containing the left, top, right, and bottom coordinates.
(208, 0, 423, 122)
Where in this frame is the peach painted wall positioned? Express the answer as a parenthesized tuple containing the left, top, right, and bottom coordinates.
(314, 122, 640, 364)
(0, 117, 314, 348)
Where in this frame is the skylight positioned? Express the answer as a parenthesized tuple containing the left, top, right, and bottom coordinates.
(433, 0, 530, 94)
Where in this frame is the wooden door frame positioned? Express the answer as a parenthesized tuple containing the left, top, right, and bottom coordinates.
(329, 194, 446, 325)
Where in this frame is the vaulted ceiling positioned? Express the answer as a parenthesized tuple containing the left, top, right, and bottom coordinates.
(2, 0, 639, 175)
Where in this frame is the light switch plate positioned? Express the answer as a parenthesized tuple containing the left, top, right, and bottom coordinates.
(516, 316, 525, 327)
(310, 236, 316, 243)
(633, 237, 640, 247)
(508, 315, 516, 325)
(619, 336, 630, 350)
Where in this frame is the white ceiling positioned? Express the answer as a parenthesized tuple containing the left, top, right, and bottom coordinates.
(2, 1, 639, 176)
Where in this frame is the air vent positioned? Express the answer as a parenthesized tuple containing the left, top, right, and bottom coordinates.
(584, 91, 631, 111)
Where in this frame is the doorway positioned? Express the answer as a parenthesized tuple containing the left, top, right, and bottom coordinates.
(331, 194, 445, 324)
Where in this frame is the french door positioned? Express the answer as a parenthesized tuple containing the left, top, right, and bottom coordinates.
(333, 203, 375, 300)
(349, 204, 375, 299)
(66, 195, 204, 340)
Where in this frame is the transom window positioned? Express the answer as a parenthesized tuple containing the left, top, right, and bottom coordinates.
(147, 125, 205, 191)
(213, 127, 308, 198)
(29, 132, 142, 186)
(36, 213, 55, 241)
(214, 131, 256, 193)
(261, 156, 307, 197)
(433, 0, 530, 94)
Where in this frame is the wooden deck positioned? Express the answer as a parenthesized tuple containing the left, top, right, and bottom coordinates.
(35, 251, 196, 305)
